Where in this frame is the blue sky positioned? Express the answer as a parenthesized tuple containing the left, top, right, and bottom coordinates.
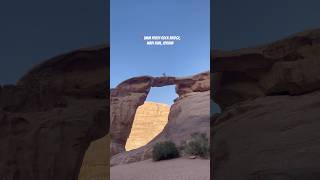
(111, 0, 210, 105)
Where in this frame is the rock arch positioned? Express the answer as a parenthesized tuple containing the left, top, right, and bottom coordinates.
(110, 71, 210, 160)
(0, 46, 109, 180)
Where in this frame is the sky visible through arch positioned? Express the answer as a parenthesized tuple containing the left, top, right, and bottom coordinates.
(111, 0, 210, 105)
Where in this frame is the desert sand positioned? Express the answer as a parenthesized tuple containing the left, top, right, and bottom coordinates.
(111, 158, 210, 180)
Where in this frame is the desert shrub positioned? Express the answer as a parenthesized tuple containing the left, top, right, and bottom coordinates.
(152, 141, 180, 161)
(182, 133, 209, 158)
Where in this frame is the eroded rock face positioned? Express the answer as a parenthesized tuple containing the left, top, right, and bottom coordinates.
(125, 102, 170, 151)
(176, 71, 210, 97)
(213, 92, 320, 180)
(110, 77, 152, 156)
(110, 71, 210, 165)
(212, 29, 320, 180)
(0, 46, 109, 180)
(212, 29, 320, 109)
(110, 76, 176, 156)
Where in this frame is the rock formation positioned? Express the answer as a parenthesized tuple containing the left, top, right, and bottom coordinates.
(212, 29, 320, 179)
(110, 71, 210, 165)
(0, 46, 109, 180)
(79, 135, 109, 180)
(212, 29, 320, 110)
(125, 102, 170, 151)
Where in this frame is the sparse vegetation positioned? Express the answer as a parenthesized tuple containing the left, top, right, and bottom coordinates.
(182, 133, 209, 158)
(152, 141, 180, 161)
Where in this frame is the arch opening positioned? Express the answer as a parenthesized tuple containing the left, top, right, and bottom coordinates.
(125, 85, 177, 151)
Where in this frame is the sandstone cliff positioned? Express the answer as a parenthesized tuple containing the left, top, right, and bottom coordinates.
(79, 135, 109, 180)
(0, 46, 109, 180)
(110, 71, 210, 165)
(212, 29, 320, 180)
(126, 102, 170, 151)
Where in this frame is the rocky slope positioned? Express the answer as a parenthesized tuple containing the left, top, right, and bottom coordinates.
(212, 29, 320, 179)
(126, 102, 170, 151)
(0, 46, 109, 180)
(110, 71, 210, 165)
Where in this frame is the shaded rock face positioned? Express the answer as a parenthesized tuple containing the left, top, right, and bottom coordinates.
(110, 76, 154, 156)
(212, 29, 320, 180)
(110, 71, 210, 165)
(212, 29, 320, 109)
(0, 46, 109, 180)
(125, 102, 170, 151)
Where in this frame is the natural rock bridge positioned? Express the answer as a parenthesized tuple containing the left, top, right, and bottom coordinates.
(110, 71, 210, 165)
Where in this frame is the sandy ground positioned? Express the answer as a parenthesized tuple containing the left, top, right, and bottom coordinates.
(111, 158, 210, 180)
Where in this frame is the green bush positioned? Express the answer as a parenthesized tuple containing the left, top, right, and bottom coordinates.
(152, 141, 180, 161)
(182, 133, 209, 158)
